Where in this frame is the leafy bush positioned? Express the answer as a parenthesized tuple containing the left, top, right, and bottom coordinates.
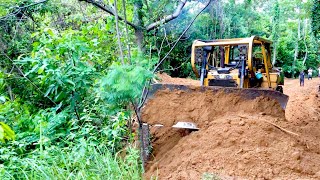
(98, 62, 154, 109)
(0, 18, 153, 179)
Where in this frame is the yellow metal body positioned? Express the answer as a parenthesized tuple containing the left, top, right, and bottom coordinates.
(191, 36, 282, 90)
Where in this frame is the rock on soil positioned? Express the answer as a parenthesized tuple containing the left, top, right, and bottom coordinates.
(142, 75, 320, 179)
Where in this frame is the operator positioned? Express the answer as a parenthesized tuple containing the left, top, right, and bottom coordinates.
(255, 70, 263, 87)
(299, 70, 305, 87)
(308, 68, 313, 80)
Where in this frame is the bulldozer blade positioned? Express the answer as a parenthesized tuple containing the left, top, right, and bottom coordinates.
(145, 83, 289, 110)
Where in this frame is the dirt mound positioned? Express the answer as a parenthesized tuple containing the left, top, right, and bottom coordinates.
(142, 76, 320, 179)
(145, 114, 320, 179)
(142, 88, 285, 127)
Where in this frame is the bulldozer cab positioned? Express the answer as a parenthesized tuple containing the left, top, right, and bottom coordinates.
(191, 36, 283, 91)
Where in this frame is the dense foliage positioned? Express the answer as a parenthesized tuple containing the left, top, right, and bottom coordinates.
(0, 0, 151, 178)
(156, 0, 319, 77)
(0, 0, 319, 179)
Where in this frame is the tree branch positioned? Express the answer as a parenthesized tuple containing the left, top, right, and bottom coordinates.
(20, 0, 48, 9)
(146, 0, 187, 31)
(152, 0, 213, 73)
(122, 0, 131, 63)
(0, 0, 48, 21)
(114, 0, 124, 64)
(78, 0, 138, 29)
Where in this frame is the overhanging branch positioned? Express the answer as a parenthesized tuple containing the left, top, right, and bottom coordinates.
(79, 0, 138, 29)
(0, 0, 48, 21)
(146, 0, 187, 31)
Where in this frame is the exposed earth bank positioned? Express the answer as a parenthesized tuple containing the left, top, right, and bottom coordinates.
(143, 74, 320, 179)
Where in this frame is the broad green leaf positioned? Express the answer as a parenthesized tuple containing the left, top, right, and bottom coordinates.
(0, 96, 5, 103)
(54, 91, 67, 102)
(65, 79, 75, 87)
(44, 85, 55, 97)
(25, 64, 39, 76)
(37, 64, 47, 74)
(0, 126, 3, 143)
(31, 32, 39, 38)
(0, 122, 15, 140)
(45, 28, 55, 37)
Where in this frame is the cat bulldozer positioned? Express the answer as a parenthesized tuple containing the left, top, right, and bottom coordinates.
(191, 36, 285, 94)
(139, 36, 289, 161)
(145, 36, 288, 108)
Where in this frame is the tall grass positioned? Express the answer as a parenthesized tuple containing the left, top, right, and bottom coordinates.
(0, 141, 142, 180)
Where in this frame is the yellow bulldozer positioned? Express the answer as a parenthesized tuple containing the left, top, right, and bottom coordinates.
(191, 36, 284, 93)
(140, 36, 289, 161)
(146, 36, 288, 109)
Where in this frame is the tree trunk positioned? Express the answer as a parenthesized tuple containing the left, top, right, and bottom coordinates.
(133, 0, 145, 52)
(7, 85, 14, 101)
(292, 16, 300, 78)
(114, 0, 124, 64)
(302, 19, 308, 65)
(122, 0, 131, 64)
(272, 42, 277, 65)
(218, 0, 225, 38)
(271, 1, 280, 65)
(135, 28, 145, 53)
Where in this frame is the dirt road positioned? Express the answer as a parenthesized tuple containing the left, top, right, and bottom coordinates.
(143, 75, 320, 179)
(284, 78, 320, 123)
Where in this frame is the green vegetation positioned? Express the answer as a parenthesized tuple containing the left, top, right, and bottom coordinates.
(1, 144, 141, 179)
(0, 0, 319, 179)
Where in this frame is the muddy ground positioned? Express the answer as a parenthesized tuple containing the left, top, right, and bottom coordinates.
(142, 73, 320, 180)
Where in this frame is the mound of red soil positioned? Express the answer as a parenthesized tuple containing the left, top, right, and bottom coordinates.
(142, 88, 285, 127)
(146, 114, 320, 179)
(142, 76, 320, 179)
